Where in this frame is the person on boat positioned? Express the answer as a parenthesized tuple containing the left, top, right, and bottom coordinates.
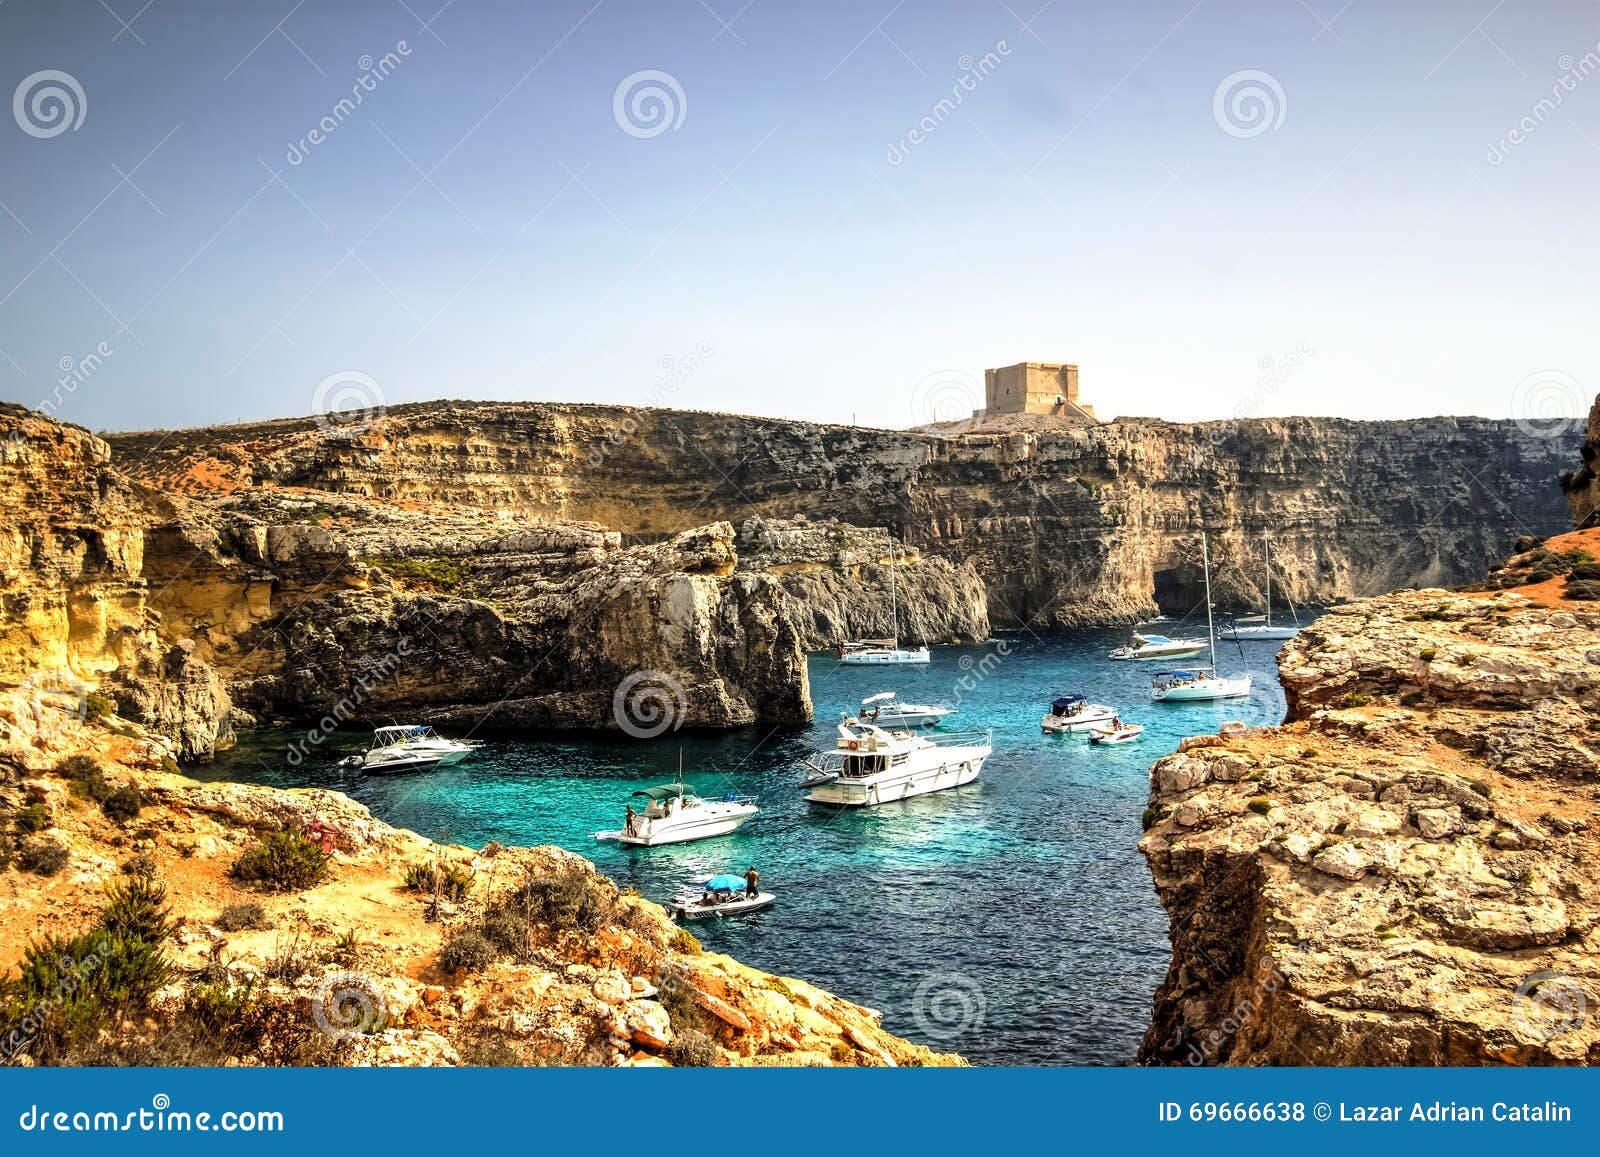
(1111, 714, 1123, 731)
(623, 803, 637, 838)
(745, 867, 760, 898)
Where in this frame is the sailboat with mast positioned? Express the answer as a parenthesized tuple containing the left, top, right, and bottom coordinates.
(1218, 532, 1302, 641)
(1150, 530, 1253, 702)
(838, 533, 931, 665)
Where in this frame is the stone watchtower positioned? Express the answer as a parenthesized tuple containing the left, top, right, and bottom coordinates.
(981, 362, 1096, 422)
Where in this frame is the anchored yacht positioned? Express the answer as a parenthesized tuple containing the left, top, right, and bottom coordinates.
(838, 535, 931, 665)
(858, 691, 952, 728)
(799, 718, 992, 807)
(1217, 533, 1303, 641)
(340, 725, 480, 775)
(1150, 530, 1253, 703)
(594, 782, 758, 847)
(1109, 633, 1207, 661)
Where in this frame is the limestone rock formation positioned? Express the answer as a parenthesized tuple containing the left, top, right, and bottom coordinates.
(109, 401, 1578, 628)
(1139, 581, 1599, 1065)
(1563, 394, 1600, 528)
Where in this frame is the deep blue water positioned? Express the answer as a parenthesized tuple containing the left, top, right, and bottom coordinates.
(196, 625, 1302, 1065)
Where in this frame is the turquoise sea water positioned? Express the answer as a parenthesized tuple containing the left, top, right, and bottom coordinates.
(196, 625, 1304, 1065)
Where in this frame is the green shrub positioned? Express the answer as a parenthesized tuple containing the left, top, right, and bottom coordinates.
(54, 754, 101, 781)
(480, 910, 533, 959)
(215, 901, 270, 931)
(101, 784, 143, 823)
(121, 853, 158, 879)
(670, 927, 701, 955)
(1336, 692, 1372, 709)
(16, 802, 52, 834)
(667, 1028, 719, 1067)
(438, 928, 496, 973)
(655, 969, 704, 1033)
(404, 858, 475, 901)
(83, 692, 115, 721)
(0, 929, 169, 1061)
(361, 554, 474, 592)
(1418, 648, 1437, 662)
(1564, 579, 1600, 601)
(512, 867, 615, 934)
(1246, 797, 1273, 816)
(99, 877, 176, 945)
(186, 979, 256, 1042)
(231, 829, 331, 892)
(19, 838, 69, 876)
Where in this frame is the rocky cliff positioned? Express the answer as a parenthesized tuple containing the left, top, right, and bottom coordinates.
(0, 689, 953, 1067)
(1563, 396, 1600, 528)
(1138, 550, 1599, 1065)
(109, 402, 1577, 629)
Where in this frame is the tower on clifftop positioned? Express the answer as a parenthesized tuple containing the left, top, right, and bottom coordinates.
(981, 362, 1096, 422)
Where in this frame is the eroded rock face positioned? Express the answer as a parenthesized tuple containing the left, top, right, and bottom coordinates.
(107, 402, 1578, 628)
(1139, 587, 1599, 1066)
(1564, 394, 1600, 528)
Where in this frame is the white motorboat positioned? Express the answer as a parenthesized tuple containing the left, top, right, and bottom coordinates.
(1109, 633, 1207, 661)
(1088, 723, 1144, 745)
(670, 874, 775, 920)
(339, 725, 480, 774)
(1151, 530, 1254, 703)
(858, 691, 952, 727)
(1218, 533, 1303, 641)
(838, 534, 931, 665)
(1041, 694, 1116, 733)
(799, 718, 992, 807)
(594, 781, 758, 847)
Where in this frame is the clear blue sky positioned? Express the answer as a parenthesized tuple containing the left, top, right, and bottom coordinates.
(1, 0, 1596, 432)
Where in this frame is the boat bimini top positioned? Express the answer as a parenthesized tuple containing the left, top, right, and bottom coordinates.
(860, 691, 896, 705)
(373, 725, 438, 744)
(633, 783, 694, 801)
(1050, 694, 1087, 715)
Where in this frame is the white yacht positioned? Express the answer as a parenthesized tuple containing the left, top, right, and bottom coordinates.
(1218, 533, 1302, 641)
(1041, 694, 1117, 733)
(670, 874, 775, 920)
(799, 718, 992, 807)
(1109, 633, 1207, 661)
(838, 535, 931, 665)
(1151, 531, 1253, 703)
(594, 782, 758, 847)
(340, 725, 480, 774)
(858, 691, 952, 727)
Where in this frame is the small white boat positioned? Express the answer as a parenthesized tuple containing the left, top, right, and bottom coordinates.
(800, 718, 992, 807)
(670, 874, 774, 920)
(1109, 633, 1207, 661)
(1088, 723, 1144, 745)
(594, 781, 758, 847)
(340, 724, 480, 774)
(1150, 531, 1253, 703)
(1217, 534, 1302, 640)
(859, 691, 951, 727)
(1041, 694, 1116, 733)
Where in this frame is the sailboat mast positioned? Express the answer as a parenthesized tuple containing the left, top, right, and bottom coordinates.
(1202, 529, 1217, 672)
(1264, 533, 1272, 628)
(888, 532, 899, 649)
